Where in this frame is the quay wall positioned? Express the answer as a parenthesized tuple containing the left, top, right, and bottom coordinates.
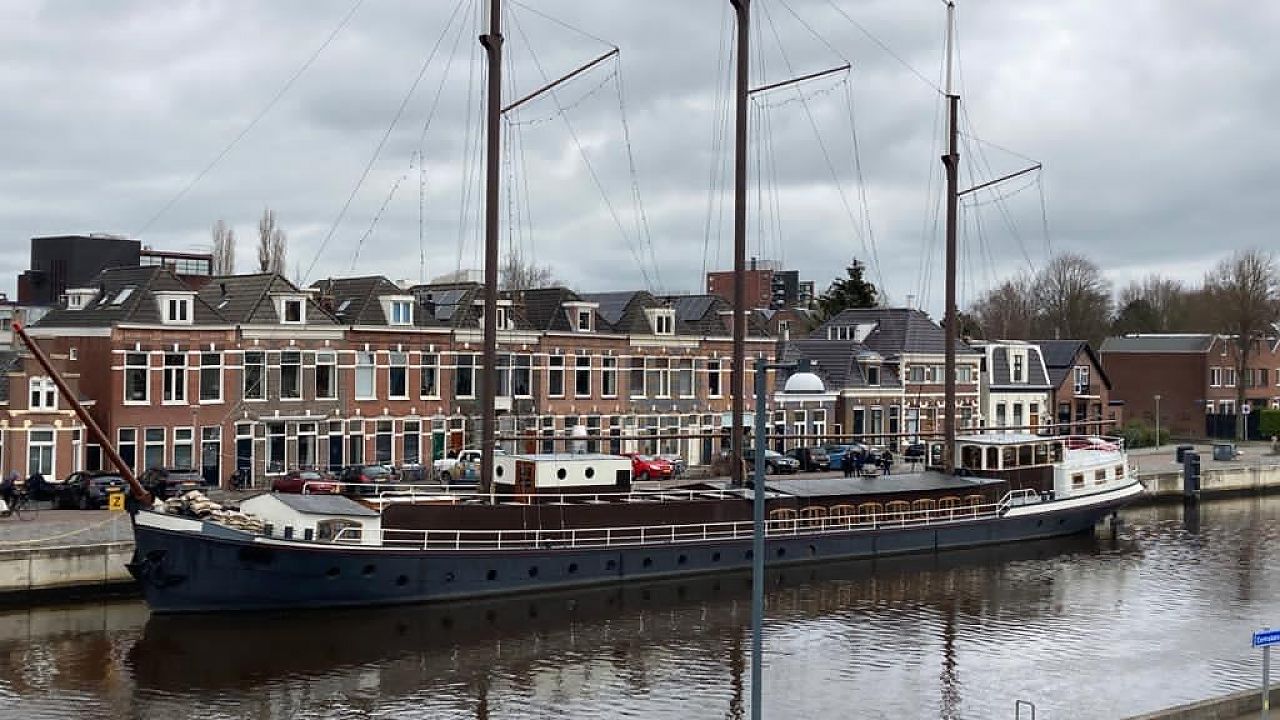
(0, 542, 135, 598)
(1137, 464, 1280, 502)
(1124, 687, 1280, 720)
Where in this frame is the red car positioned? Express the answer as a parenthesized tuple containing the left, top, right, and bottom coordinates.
(272, 470, 343, 494)
(623, 453, 674, 481)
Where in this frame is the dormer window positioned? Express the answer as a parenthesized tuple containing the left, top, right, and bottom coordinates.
(865, 365, 880, 386)
(1013, 353, 1025, 383)
(380, 295, 415, 326)
(476, 299, 514, 330)
(272, 293, 307, 325)
(63, 288, 97, 310)
(563, 301, 600, 333)
(646, 308, 675, 335)
(154, 291, 196, 325)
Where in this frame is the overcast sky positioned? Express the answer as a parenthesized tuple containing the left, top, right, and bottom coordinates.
(2, 1, 1276, 317)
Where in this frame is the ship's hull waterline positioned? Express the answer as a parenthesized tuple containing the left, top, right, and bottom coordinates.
(128, 482, 1142, 613)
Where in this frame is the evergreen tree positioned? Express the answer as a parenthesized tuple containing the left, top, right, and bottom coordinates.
(817, 259, 878, 320)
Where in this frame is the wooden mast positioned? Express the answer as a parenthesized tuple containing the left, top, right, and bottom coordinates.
(942, 1, 958, 474)
(479, 0, 502, 494)
(730, 0, 749, 487)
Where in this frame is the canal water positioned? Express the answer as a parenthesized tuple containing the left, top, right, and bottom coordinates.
(1, 496, 1277, 720)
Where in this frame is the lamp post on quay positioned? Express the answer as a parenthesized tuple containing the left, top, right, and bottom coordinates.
(750, 356, 825, 720)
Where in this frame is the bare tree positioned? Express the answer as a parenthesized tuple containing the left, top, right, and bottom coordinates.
(1113, 274, 1187, 334)
(499, 250, 555, 292)
(257, 208, 287, 274)
(968, 274, 1036, 340)
(1033, 253, 1112, 344)
(1204, 248, 1280, 439)
(211, 219, 236, 275)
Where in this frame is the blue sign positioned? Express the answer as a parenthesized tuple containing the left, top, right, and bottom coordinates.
(1253, 629, 1280, 648)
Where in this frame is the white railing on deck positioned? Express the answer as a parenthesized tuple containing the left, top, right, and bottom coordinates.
(355, 491, 1044, 551)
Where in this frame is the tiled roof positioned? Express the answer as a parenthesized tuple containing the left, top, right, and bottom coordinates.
(34, 266, 226, 328)
(310, 276, 442, 327)
(201, 273, 337, 326)
(811, 307, 977, 356)
(979, 343, 1052, 388)
(1099, 335, 1216, 354)
(1037, 339, 1111, 390)
(520, 287, 580, 332)
(780, 339, 903, 391)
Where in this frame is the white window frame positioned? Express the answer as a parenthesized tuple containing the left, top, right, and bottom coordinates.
(355, 351, 376, 400)
(574, 355, 592, 398)
(199, 352, 223, 404)
(280, 350, 302, 400)
(243, 351, 266, 401)
(173, 427, 194, 469)
(577, 309, 593, 332)
(548, 355, 565, 398)
(162, 353, 187, 404)
(124, 352, 149, 405)
(389, 299, 413, 325)
(1210, 367, 1222, 388)
(453, 353, 476, 400)
(143, 427, 165, 471)
(419, 352, 440, 399)
(315, 352, 338, 400)
(602, 357, 618, 398)
(707, 359, 722, 398)
(1073, 365, 1090, 395)
(281, 298, 305, 324)
(388, 352, 409, 400)
(27, 428, 55, 478)
(28, 377, 57, 411)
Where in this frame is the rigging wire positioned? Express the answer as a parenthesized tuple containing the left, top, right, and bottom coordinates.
(134, 0, 366, 239)
(842, 77, 885, 304)
(414, 3, 473, 283)
(349, 171, 408, 271)
(759, 1, 884, 293)
(823, 0, 942, 95)
(508, 0, 615, 50)
(614, 58, 664, 293)
(914, 14, 950, 311)
(509, 9, 654, 291)
(455, 0, 483, 279)
(702, 3, 733, 285)
(302, 0, 468, 284)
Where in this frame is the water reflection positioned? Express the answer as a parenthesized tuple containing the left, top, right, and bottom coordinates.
(3, 497, 1280, 719)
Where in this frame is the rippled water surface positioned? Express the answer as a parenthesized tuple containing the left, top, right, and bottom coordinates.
(1, 497, 1278, 719)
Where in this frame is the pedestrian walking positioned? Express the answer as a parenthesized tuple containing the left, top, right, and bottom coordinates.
(842, 449, 855, 478)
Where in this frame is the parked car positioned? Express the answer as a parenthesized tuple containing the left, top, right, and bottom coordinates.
(785, 446, 830, 472)
(623, 453, 674, 482)
(657, 454, 688, 477)
(57, 471, 126, 510)
(744, 449, 800, 475)
(339, 464, 396, 495)
(141, 467, 208, 500)
(272, 469, 342, 494)
(434, 449, 482, 485)
(398, 463, 429, 483)
(902, 442, 927, 464)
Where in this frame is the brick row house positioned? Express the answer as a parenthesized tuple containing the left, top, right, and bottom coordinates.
(780, 308, 983, 448)
(12, 267, 776, 486)
(1102, 333, 1278, 438)
(0, 348, 89, 481)
(1038, 340, 1120, 434)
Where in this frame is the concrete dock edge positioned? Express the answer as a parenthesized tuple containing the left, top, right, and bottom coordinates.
(1124, 687, 1280, 720)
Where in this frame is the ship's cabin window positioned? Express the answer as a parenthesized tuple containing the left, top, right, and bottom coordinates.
(317, 519, 362, 543)
(960, 445, 982, 470)
(1018, 444, 1034, 466)
(1001, 446, 1016, 469)
(986, 447, 999, 470)
(1034, 443, 1050, 465)
(1051, 443, 1064, 463)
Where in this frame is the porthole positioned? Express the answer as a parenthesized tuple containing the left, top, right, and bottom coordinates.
(745, 550, 754, 560)
(444, 571, 456, 583)
(487, 569, 497, 581)
(677, 554, 688, 565)
(585, 467, 595, 479)
(528, 566, 539, 578)
(496, 465, 505, 477)
(642, 557, 653, 568)
(776, 547, 786, 558)
(557, 468, 568, 480)
(325, 567, 340, 579)
(362, 564, 376, 577)
(712, 551, 722, 562)
(606, 559, 617, 571)
(396, 574, 409, 587)
(568, 562, 579, 574)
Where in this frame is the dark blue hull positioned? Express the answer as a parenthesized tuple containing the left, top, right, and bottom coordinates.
(128, 494, 1131, 613)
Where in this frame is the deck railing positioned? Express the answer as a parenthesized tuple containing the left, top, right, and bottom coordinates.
(346, 490, 1039, 551)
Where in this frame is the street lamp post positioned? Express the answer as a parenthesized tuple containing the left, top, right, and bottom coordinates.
(751, 356, 824, 720)
(1154, 394, 1162, 450)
